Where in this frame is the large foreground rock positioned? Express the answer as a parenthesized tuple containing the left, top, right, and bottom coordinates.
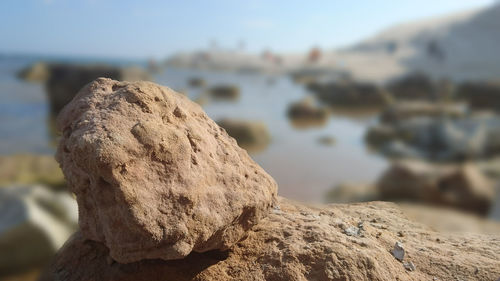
(55, 78, 277, 263)
(41, 198, 500, 281)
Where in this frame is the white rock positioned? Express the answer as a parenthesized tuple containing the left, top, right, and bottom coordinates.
(392, 241, 405, 262)
(0, 185, 77, 273)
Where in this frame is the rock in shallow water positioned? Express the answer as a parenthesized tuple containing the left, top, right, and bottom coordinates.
(40, 198, 500, 281)
(55, 78, 278, 263)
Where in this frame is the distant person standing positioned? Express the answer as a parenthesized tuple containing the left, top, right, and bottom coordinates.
(308, 47, 321, 63)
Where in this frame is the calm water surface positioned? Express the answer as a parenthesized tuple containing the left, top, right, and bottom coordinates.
(0, 58, 387, 202)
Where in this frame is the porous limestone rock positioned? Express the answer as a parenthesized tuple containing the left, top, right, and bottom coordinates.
(55, 78, 278, 263)
(40, 198, 500, 281)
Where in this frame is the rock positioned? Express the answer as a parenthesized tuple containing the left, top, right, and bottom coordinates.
(207, 85, 240, 101)
(46, 64, 151, 116)
(55, 78, 277, 263)
(399, 203, 500, 234)
(377, 160, 495, 215)
(365, 124, 401, 147)
(317, 135, 336, 146)
(188, 77, 206, 87)
(391, 241, 405, 262)
(216, 119, 271, 153)
(0, 185, 77, 275)
(343, 225, 362, 237)
(386, 72, 437, 101)
(17, 62, 50, 82)
(380, 141, 423, 159)
(366, 117, 500, 161)
(380, 101, 467, 124)
(308, 80, 390, 107)
(325, 182, 379, 203)
(41, 198, 500, 281)
(456, 81, 500, 111)
(289, 68, 341, 85)
(404, 261, 416, 271)
(0, 154, 65, 189)
(287, 97, 330, 128)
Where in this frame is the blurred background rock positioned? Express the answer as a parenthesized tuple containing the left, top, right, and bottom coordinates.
(1, 0, 500, 280)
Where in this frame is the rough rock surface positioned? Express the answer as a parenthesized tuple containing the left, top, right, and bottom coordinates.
(55, 78, 277, 263)
(41, 198, 500, 281)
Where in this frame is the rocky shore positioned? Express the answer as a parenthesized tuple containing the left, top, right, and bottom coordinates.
(40, 79, 500, 281)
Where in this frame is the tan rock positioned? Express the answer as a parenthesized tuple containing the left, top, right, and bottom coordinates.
(207, 85, 240, 101)
(217, 119, 271, 153)
(55, 78, 277, 263)
(287, 97, 330, 129)
(40, 198, 500, 281)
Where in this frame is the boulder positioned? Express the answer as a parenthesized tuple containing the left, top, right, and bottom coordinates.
(217, 119, 271, 153)
(40, 198, 500, 281)
(380, 101, 467, 124)
(456, 81, 500, 111)
(365, 124, 401, 147)
(17, 62, 50, 82)
(386, 72, 437, 101)
(55, 78, 277, 263)
(366, 117, 496, 161)
(0, 154, 65, 189)
(317, 135, 336, 146)
(188, 77, 206, 87)
(0, 185, 77, 275)
(377, 160, 495, 215)
(308, 80, 389, 107)
(207, 85, 240, 101)
(287, 97, 330, 128)
(45, 64, 151, 116)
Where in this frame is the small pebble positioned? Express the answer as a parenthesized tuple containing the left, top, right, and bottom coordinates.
(392, 241, 405, 262)
(403, 261, 416, 271)
(344, 226, 361, 237)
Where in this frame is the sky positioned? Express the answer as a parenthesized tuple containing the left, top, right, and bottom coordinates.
(0, 0, 495, 60)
